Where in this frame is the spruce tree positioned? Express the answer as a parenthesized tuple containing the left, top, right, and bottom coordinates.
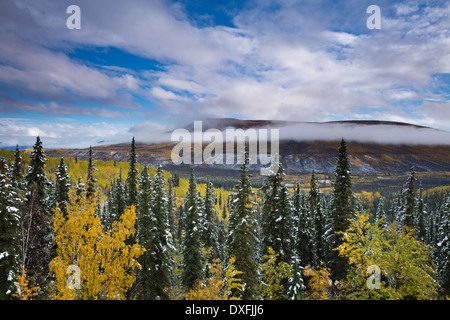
(401, 166, 417, 229)
(416, 187, 427, 242)
(24, 136, 51, 296)
(314, 198, 326, 265)
(202, 180, 220, 261)
(26, 136, 48, 203)
(261, 163, 293, 263)
(53, 158, 70, 216)
(293, 184, 314, 268)
(126, 137, 138, 207)
(436, 194, 450, 297)
(136, 165, 152, 240)
(146, 165, 174, 299)
(108, 171, 126, 227)
(135, 165, 155, 299)
(375, 197, 385, 224)
(86, 146, 96, 199)
(167, 177, 176, 242)
(182, 167, 203, 289)
(11, 145, 23, 183)
(226, 152, 259, 299)
(74, 176, 84, 201)
(329, 138, 354, 282)
(309, 170, 319, 214)
(0, 158, 20, 299)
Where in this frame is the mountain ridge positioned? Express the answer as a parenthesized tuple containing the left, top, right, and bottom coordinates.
(42, 118, 450, 175)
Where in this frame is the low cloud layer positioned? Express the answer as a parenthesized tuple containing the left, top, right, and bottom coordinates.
(278, 122, 450, 145)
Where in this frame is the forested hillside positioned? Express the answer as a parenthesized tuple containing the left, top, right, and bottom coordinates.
(0, 137, 449, 300)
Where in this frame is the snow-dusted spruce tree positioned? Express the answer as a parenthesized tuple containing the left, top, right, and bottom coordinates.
(401, 166, 417, 230)
(167, 177, 177, 243)
(226, 151, 259, 299)
(146, 165, 175, 299)
(293, 184, 314, 268)
(309, 170, 327, 266)
(74, 176, 84, 201)
(436, 194, 450, 297)
(134, 165, 155, 299)
(104, 170, 126, 230)
(328, 138, 354, 282)
(85, 146, 96, 200)
(24, 136, 51, 296)
(309, 170, 319, 216)
(202, 180, 221, 261)
(52, 157, 70, 216)
(374, 197, 385, 224)
(287, 184, 306, 301)
(136, 165, 152, 241)
(0, 158, 20, 299)
(261, 163, 294, 264)
(126, 137, 138, 208)
(416, 186, 427, 242)
(314, 196, 326, 266)
(182, 166, 204, 290)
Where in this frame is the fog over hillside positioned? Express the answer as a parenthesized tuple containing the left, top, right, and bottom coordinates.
(277, 121, 450, 145)
(132, 119, 450, 146)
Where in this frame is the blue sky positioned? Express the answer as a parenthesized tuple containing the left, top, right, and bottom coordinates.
(0, 0, 449, 148)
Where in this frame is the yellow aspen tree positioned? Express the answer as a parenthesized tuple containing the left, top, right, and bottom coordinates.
(49, 194, 144, 300)
(337, 212, 438, 299)
(220, 257, 244, 300)
(12, 266, 39, 300)
(182, 256, 243, 300)
(259, 247, 292, 300)
(303, 263, 333, 300)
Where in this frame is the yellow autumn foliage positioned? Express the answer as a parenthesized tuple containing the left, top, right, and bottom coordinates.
(182, 256, 243, 300)
(49, 193, 145, 300)
(303, 262, 333, 300)
(12, 266, 40, 300)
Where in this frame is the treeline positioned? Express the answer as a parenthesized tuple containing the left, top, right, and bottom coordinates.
(0, 137, 449, 300)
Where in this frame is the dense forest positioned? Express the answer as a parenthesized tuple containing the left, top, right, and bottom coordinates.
(0, 136, 449, 300)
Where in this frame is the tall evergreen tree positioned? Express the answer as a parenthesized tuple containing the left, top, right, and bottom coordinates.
(126, 137, 138, 207)
(74, 176, 84, 199)
(0, 158, 20, 299)
(53, 158, 70, 216)
(26, 136, 48, 203)
(108, 171, 126, 228)
(329, 138, 354, 282)
(314, 198, 326, 265)
(134, 165, 154, 299)
(85, 146, 96, 199)
(309, 170, 319, 214)
(416, 187, 427, 242)
(11, 145, 23, 183)
(436, 194, 450, 297)
(136, 165, 152, 239)
(182, 167, 204, 289)
(226, 152, 259, 299)
(401, 166, 417, 229)
(24, 136, 51, 296)
(202, 180, 220, 261)
(375, 197, 385, 224)
(261, 163, 293, 263)
(293, 184, 314, 268)
(145, 165, 174, 299)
